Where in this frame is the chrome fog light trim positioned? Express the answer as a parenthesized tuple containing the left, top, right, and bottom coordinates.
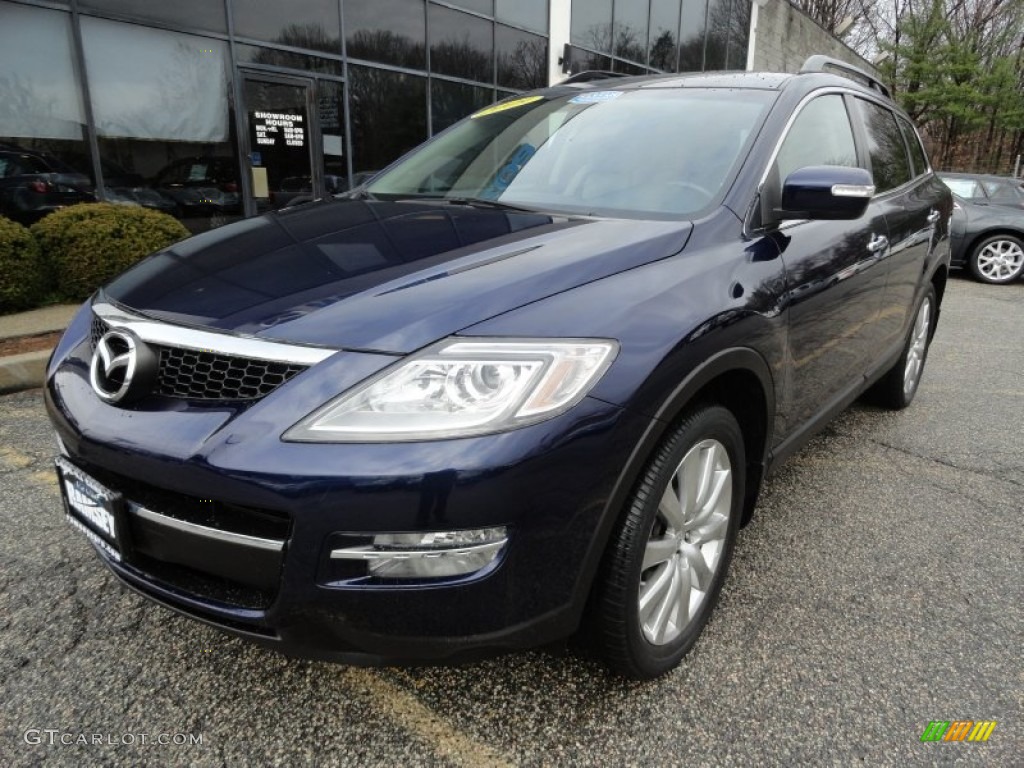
(331, 527, 508, 578)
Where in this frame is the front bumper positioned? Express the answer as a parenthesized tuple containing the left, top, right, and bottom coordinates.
(46, 321, 646, 663)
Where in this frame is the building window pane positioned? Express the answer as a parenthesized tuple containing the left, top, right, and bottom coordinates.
(444, 0, 493, 15)
(704, 0, 730, 70)
(82, 19, 230, 142)
(431, 80, 492, 133)
(725, 0, 749, 70)
(0, 4, 84, 142)
(648, 0, 681, 72)
(614, 0, 649, 64)
(612, 59, 648, 75)
(344, 0, 426, 69)
(429, 5, 494, 83)
(570, 0, 612, 53)
(81, 18, 240, 233)
(496, 0, 547, 34)
(496, 25, 547, 90)
(79, 0, 227, 33)
(318, 80, 348, 187)
(349, 65, 427, 175)
(232, 0, 341, 54)
(567, 46, 611, 74)
(679, 0, 707, 71)
(0, 4, 92, 224)
(235, 44, 343, 75)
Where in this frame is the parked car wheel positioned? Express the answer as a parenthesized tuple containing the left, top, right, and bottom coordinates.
(594, 405, 745, 679)
(866, 284, 936, 410)
(969, 235, 1024, 284)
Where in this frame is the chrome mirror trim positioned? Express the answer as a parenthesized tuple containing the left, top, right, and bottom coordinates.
(831, 184, 875, 198)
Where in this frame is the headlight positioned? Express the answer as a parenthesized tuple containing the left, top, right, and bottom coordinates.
(283, 338, 618, 442)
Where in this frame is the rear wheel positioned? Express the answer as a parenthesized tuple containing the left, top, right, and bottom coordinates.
(593, 404, 745, 679)
(969, 235, 1024, 284)
(866, 284, 936, 410)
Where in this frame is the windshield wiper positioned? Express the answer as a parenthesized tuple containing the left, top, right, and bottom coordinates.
(386, 194, 541, 213)
(442, 196, 538, 213)
(343, 187, 378, 201)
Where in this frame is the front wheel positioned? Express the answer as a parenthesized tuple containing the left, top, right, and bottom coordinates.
(592, 405, 745, 679)
(969, 235, 1024, 284)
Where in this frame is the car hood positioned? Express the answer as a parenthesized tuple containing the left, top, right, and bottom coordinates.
(101, 199, 692, 354)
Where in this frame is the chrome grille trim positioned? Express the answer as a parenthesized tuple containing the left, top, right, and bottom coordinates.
(129, 502, 286, 552)
(91, 301, 338, 366)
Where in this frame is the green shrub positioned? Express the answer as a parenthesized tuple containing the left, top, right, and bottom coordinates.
(31, 203, 190, 301)
(0, 215, 51, 313)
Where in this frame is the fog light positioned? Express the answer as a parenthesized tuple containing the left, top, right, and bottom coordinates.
(330, 527, 508, 579)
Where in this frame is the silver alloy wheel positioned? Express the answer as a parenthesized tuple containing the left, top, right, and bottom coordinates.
(976, 239, 1024, 281)
(639, 438, 731, 645)
(903, 296, 931, 397)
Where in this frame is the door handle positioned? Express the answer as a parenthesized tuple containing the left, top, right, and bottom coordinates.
(867, 233, 889, 254)
(926, 210, 941, 224)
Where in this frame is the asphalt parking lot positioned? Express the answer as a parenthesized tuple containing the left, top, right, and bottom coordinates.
(0, 275, 1020, 766)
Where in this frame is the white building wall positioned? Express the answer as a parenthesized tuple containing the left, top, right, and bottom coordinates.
(747, 0, 876, 74)
(548, 0, 572, 86)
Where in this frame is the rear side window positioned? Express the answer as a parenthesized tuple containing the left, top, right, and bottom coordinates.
(0, 153, 49, 176)
(897, 117, 929, 177)
(774, 95, 858, 184)
(942, 178, 984, 198)
(855, 99, 912, 192)
(982, 180, 1023, 198)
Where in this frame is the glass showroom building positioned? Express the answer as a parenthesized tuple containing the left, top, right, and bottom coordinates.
(0, 0, 751, 233)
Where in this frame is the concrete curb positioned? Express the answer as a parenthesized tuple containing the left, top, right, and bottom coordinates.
(0, 349, 50, 394)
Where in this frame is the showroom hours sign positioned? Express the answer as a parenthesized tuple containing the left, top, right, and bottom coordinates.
(252, 111, 305, 148)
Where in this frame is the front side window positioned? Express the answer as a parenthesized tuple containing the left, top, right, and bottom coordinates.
(855, 99, 912, 193)
(367, 88, 773, 218)
(774, 94, 858, 186)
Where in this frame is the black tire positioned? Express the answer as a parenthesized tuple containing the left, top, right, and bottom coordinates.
(593, 404, 745, 679)
(968, 234, 1024, 284)
(865, 284, 937, 410)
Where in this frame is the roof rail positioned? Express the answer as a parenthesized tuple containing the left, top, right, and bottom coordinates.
(799, 55, 890, 99)
(562, 70, 628, 84)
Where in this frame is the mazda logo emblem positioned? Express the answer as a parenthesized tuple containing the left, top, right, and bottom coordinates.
(89, 329, 157, 404)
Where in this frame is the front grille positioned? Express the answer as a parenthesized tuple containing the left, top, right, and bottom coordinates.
(99, 467, 292, 542)
(90, 314, 106, 349)
(91, 315, 307, 401)
(157, 347, 306, 400)
(83, 462, 290, 610)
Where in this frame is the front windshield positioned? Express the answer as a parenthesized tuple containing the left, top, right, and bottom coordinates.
(366, 88, 773, 218)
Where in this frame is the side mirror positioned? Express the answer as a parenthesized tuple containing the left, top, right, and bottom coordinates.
(778, 166, 874, 221)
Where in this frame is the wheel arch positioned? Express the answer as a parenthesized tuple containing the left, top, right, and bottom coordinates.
(964, 228, 1024, 261)
(574, 347, 775, 628)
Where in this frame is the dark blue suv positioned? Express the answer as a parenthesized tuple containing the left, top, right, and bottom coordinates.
(47, 57, 951, 678)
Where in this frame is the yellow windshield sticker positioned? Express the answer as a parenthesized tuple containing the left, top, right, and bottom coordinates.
(471, 95, 544, 119)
